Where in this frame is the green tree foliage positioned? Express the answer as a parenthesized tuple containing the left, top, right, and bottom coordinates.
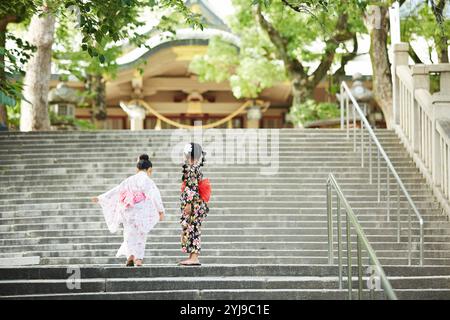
(0, 0, 37, 104)
(190, 36, 286, 98)
(1, 0, 203, 130)
(190, 0, 365, 109)
(53, 1, 204, 128)
(403, 0, 449, 63)
(288, 99, 340, 126)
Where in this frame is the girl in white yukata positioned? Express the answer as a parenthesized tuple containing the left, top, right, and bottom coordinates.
(91, 154, 165, 267)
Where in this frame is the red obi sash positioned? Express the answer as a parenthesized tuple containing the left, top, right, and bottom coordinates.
(181, 179, 211, 203)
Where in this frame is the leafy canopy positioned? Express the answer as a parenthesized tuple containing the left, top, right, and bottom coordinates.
(0, 0, 203, 106)
(190, 0, 366, 100)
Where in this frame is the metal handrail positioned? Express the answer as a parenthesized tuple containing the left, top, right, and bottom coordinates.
(327, 173, 398, 300)
(340, 81, 424, 266)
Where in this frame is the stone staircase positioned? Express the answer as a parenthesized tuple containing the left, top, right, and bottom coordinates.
(0, 129, 450, 299)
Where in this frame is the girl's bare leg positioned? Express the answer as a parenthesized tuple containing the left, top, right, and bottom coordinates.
(190, 253, 200, 263)
(180, 253, 200, 265)
(180, 253, 192, 264)
(134, 259, 143, 267)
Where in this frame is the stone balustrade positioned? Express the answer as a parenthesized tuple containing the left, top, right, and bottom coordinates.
(392, 43, 450, 216)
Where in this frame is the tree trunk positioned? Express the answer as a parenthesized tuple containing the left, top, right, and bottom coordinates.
(366, 6, 393, 128)
(291, 76, 313, 108)
(431, 0, 449, 63)
(0, 105, 7, 131)
(0, 17, 12, 131)
(20, 7, 55, 132)
(88, 74, 107, 129)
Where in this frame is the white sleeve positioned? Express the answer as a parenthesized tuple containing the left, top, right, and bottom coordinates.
(143, 178, 165, 214)
(153, 185, 165, 214)
(98, 182, 122, 201)
(96, 180, 126, 233)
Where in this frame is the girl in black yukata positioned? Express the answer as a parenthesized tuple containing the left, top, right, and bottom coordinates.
(179, 143, 211, 266)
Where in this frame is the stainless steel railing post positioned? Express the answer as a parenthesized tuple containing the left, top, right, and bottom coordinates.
(361, 122, 364, 168)
(387, 166, 390, 222)
(340, 85, 345, 129)
(327, 182, 333, 265)
(337, 196, 343, 289)
(357, 236, 363, 300)
(340, 81, 425, 266)
(326, 174, 398, 300)
(369, 137, 372, 184)
(346, 212, 352, 300)
(420, 223, 424, 265)
(353, 105, 357, 152)
(377, 149, 381, 203)
(397, 184, 401, 243)
(346, 96, 350, 139)
(408, 208, 412, 265)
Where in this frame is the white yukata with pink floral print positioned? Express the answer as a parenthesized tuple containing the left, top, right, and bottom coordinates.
(97, 171, 165, 260)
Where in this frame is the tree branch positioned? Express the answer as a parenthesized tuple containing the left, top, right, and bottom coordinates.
(333, 33, 358, 78)
(281, 0, 316, 15)
(309, 12, 353, 88)
(408, 45, 425, 64)
(254, 3, 306, 79)
(0, 15, 18, 31)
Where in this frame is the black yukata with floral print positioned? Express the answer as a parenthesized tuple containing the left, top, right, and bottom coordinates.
(180, 162, 209, 253)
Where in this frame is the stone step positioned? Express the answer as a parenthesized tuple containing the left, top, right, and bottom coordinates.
(0, 219, 446, 233)
(0, 146, 411, 156)
(0, 193, 436, 203)
(0, 178, 433, 188)
(0, 129, 399, 137)
(1, 128, 447, 298)
(0, 137, 400, 144)
(0, 130, 399, 138)
(3, 241, 450, 253)
(0, 233, 438, 244)
(2, 265, 449, 279)
(0, 153, 415, 163)
(0, 207, 442, 219)
(0, 226, 441, 240)
(0, 149, 407, 157)
(6, 288, 450, 300)
(0, 213, 440, 226)
(1, 153, 413, 166)
(0, 187, 435, 199)
(0, 184, 437, 195)
(0, 164, 418, 177)
(2, 275, 450, 297)
(0, 138, 401, 145)
(0, 219, 446, 230)
(29, 256, 447, 266)
(3, 248, 448, 260)
(0, 194, 437, 206)
(0, 234, 429, 245)
(0, 158, 416, 168)
(0, 200, 439, 211)
(0, 144, 408, 154)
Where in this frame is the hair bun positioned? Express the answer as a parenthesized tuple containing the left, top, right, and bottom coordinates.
(137, 154, 152, 170)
